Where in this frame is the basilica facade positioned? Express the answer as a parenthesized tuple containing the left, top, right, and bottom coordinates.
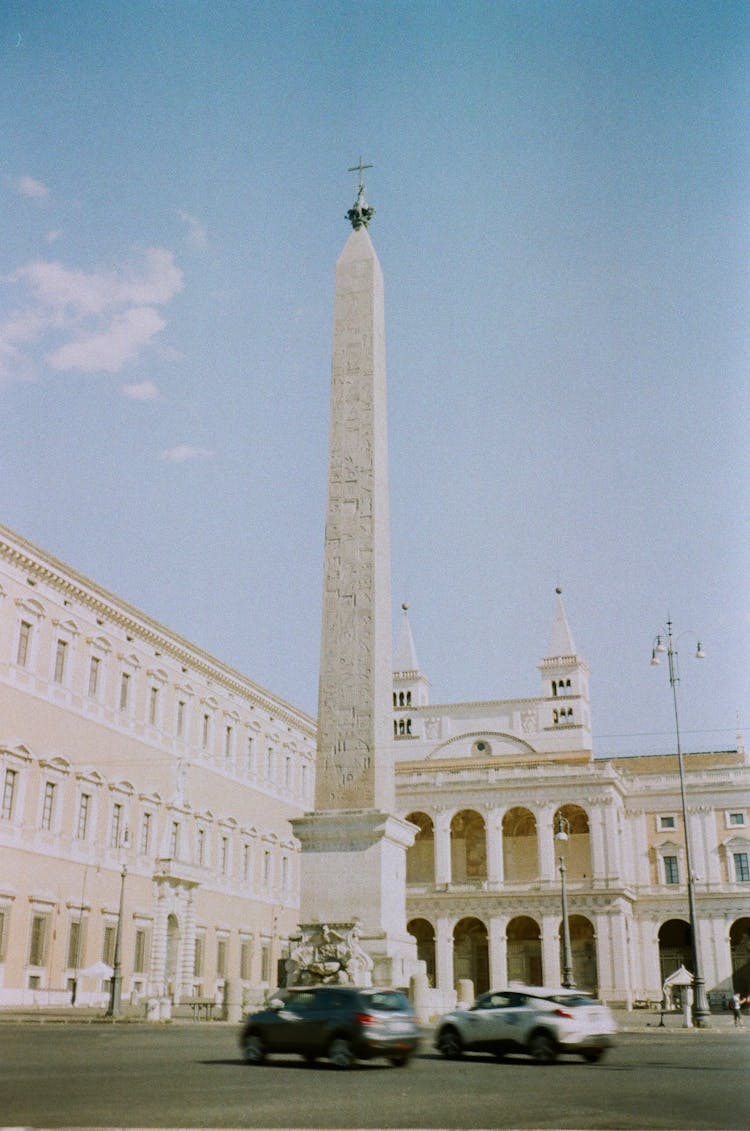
(391, 603, 750, 1010)
(0, 522, 748, 1013)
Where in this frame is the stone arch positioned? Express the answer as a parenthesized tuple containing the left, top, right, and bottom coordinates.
(407, 918, 436, 987)
(658, 918, 692, 985)
(502, 806, 538, 882)
(563, 914, 597, 993)
(453, 917, 489, 995)
(450, 810, 487, 881)
(507, 915, 542, 985)
(554, 803, 591, 880)
(730, 917, 750, 996)
(405, 811, 434, 883)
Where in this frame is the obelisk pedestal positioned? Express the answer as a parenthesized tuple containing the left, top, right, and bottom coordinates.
(292, 181, 418, 988)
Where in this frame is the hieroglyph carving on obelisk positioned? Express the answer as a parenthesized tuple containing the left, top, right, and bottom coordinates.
(315, 169, 394, 814)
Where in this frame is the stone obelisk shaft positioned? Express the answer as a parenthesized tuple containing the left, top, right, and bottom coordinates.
(315, 225, 394, 814)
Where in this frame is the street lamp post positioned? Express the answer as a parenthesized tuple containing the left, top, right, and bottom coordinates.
(105, 830, 129, 1020)
(555, 815, 575, 989)
(650, 618, 710, 1028)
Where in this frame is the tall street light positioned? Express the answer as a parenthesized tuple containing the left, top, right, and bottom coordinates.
(651, 619, 710, 1028)
(555, 815, 575, 989)
(105, 829, 129, 1019)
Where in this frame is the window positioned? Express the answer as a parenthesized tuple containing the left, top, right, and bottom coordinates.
(28, 914, 50, 966)
(224, 725, 233, 760)
(139, 812, 152, 856)
(110, 803, 123, 849)
(53, 639, 68, 684)
(216, 938, 228, 977)
(134, 928, 148, 973)
(41, 781, 56, 830)
(196, 827, 205, 865)
(169, 821, 180, 859)
(148, 686, 159, 726)
(281, 855, 289, 892)
(266, 748, 274, 780)
(242, 843, 252, 883)
(0, 908, 7, 961)
(102, 925, 116, 966)
(2, 769, 17, 821)
(728, 813, 746, 827)
(193, 935, 204, 977)
(285, 756, 292, 789)
(263, 850, 271, 887)
(734, 853, 750, 882)
(119, 671, 130, 711)
(176, 700, 186, 737)
(220, 836, 229, 875)
(17, 620, 32, 667)
(658, 815, 677, 830)
(260, 943, 271, 982)
(664, 855, 679, 885)
(240, 939, 252, 980)
(246, 736, 254, 773)
(88, 656, 101, 698)
(67, 920, 83, 970)
(76, 794, 90, 840)
(202, 713, 210, 750)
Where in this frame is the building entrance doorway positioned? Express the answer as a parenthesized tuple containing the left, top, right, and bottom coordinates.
(507, 916, 542, 985)
(658, 919, 691, 985)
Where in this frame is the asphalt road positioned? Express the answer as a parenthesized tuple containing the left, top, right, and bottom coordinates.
(1, 1022, 749, 1129)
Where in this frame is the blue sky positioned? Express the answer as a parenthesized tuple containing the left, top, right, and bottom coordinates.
(1, 1, 747, 757)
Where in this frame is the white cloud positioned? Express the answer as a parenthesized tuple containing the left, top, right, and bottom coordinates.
(47, 307, 166, 373)
(0, 247, 183, 380)
(178, 209, 208, 250)
(160, 444, 213, 463)
(46, 230, 63, 244)
(16, 176, 49, 200)
(120, 379, 161, 401)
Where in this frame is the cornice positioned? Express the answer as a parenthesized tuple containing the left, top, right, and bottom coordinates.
(0, 524, 316, 739)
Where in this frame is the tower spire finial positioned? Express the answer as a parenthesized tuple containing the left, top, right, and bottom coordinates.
(346, 156, 375, 229)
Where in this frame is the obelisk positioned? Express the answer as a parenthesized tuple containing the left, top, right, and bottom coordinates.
(292, 168, 417, 986)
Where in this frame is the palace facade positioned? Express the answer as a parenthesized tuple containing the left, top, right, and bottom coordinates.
(0, 523, 316, 1009)
(0, 523, 748, 1012)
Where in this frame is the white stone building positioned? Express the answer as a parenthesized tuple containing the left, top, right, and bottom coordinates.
(0, 521, 748, 1013)
(391, 601, 750, 1010)
(0, 523, 316, 1009)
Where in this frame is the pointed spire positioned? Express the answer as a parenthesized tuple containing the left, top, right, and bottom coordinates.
(394, 602, 420, 672)
(548, 587, 577, 658)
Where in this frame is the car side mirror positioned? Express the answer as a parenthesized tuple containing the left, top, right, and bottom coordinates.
(268, 998, 284, 1011)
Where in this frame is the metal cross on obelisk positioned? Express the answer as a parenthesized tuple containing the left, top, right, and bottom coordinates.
(346, 157, 375, 229)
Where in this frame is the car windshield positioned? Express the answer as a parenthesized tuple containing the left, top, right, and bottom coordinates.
(365, 990, 411, 1012)
(542, 993, 601, 1007)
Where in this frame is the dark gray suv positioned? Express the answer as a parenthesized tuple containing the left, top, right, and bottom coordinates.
(240, 985, 420, 1068)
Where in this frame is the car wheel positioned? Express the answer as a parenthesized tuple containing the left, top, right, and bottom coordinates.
(387, 1054, 411, 1067)
(243, 1033, 266, 1064)
(437, 1028, 464, 1060)
(528, 1031, 557, 1063)
(582, 1049, 605, 1064)
(328, 1037, 355, 1069)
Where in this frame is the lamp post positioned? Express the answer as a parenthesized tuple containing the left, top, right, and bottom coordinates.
(650, 618, 710, 1028)
(105, 830, 129, 1019)
(555, 815, 575, 988)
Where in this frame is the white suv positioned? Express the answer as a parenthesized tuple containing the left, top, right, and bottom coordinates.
(435, 986, 617, 1064)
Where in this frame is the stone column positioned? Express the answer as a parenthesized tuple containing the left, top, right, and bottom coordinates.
(537, 805, 556, 881)
(541, 912, 560, 986)
(434, 809, 452, 886)
(488, 914, 508, 988)
(485, 808, 503, 885)
(435, 917, 454, 997)
(149, 887, 168, 997)
(179, 886, 196, 1000)
(589, 805, 608, 883)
